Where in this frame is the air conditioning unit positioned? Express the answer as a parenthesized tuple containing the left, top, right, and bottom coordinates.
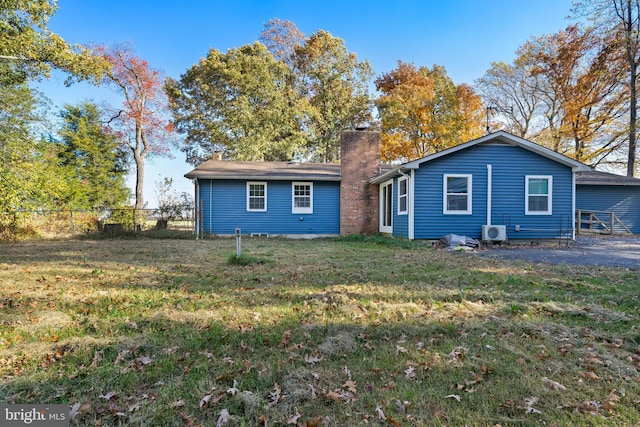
(482, 225, 507, 241)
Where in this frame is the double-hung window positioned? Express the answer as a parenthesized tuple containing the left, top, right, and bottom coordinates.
(398, 177, 408, 215)
(292, 182, 313, 214)
(526, 176, 552, 214)
(247, 182, 267, 212)
(443, 174, 472, 214)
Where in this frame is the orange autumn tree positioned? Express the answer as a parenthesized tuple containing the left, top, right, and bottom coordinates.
(97, 44, 176, 209)
(375, 61, 484, 162)
(528, 25, 627, 165)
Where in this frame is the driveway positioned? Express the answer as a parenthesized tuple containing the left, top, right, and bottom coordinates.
(472, 236, 640, 269)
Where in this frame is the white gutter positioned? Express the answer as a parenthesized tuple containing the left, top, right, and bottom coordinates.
(572, 171, 576, 240)
(409, 169, 415, 240)
(486, 165, 492, 226)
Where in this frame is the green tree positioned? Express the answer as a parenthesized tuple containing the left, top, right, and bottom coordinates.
(166, 42, 305, 164)
(293, 30, 374, 162)
(57, 102, 130, 209)
(0, 63, 66, 232)
(0, 0, 107, 83)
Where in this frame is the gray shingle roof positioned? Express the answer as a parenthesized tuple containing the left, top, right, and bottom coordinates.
(185, 160, 342, 181)
(576, 170, 640, 186)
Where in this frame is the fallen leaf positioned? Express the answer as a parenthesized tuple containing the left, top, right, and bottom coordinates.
(90, 350, 103, 368)
(70, 402, 91, 418)
(579, 371, 600, 381)
(280, 330, 292, 347)
(524, 396, 542, 414)
(172, 399, 186, 408)
(342, 365, 352, 380)
(216, 408, 230, 426)
(309, 384, 317, 399)
(445, 394, 461, 402)
(126, 403, 141, 413)
(405, 366, 416, 379)
(574, 400, 602, 413)
(542, 377, 567, 391)
(227, 380, 239, 396)
(200, 394, 213, 409)
(138, 355, 152, 365)
(304, 352, 323, 364)
(375, 404, 385, 420)
(305, 417, 323, 427)
(269, 382, 281, 405)
(343, 380, 357, 393)
(326, 390, 342, 402)
(99, 391, 118, 401)
(287, 412, 301, 424)
(396, 345, 407, 355)
(386, 415, 401, 427)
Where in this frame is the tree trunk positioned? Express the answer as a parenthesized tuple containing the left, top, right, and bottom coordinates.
(628, 62, 637, 176)
(626, 0, 638, 177)
(132, 121, 147, 210)
(134, 150, 144, 210)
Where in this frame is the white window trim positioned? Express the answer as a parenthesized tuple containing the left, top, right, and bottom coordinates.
(525, 175, 552, 215)
(246, 181, 267, 212)
(292, 182, 313, 214)
(443, 174, 472, 215)
(398, 176, 408, 215)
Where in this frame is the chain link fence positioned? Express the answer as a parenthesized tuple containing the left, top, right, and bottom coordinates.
(0, 208, 196, 240)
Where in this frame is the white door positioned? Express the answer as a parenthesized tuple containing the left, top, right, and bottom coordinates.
(380, 180, 393, 233)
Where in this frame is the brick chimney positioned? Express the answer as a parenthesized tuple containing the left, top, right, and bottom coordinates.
(340, 129, 381, 235)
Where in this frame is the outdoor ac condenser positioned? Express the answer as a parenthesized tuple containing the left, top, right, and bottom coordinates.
(482, 225, 507, 241)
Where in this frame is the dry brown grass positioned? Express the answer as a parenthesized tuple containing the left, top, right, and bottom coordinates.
(0, 236, 639, 426)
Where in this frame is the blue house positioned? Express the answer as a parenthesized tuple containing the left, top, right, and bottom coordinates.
(576, 170, 640, 234)
(186, 130, 603, 240)
(371, 131, 591, 240)
(185, 158, 342, 237)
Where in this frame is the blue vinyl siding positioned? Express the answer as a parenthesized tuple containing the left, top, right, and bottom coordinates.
(576, 185, 640, 234)
(392, 176, 409, 238)
(198, 179, 340, 235)
(412, 144, 575, 239)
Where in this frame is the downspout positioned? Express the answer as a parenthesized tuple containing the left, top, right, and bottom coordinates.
(571, 171, 576, 240)
(194, 179, 200, 239)
(398, 170, 414, 240)
(410, 169, 415, 240)
(486, 165, 492, 226)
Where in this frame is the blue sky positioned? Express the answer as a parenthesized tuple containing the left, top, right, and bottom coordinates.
(37, 0, 574, 207)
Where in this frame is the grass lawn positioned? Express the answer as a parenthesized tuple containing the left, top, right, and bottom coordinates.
(0, 236, 639, 426)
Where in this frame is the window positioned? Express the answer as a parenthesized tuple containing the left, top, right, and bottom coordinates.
(398, 177, 408, 215)
(443, 174, 472, 214)
(526, 176, 552, 214)
(247, 182, 267, 212)
(292, 182, 313, 214)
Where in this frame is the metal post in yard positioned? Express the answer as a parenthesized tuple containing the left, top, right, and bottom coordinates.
(235, 227, 242, 257)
